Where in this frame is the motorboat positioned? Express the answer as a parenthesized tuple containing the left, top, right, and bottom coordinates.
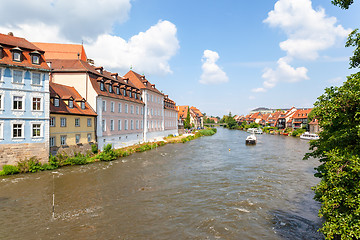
(300, 132, 319, 140)
(247, 128, 263, 134)
(246, 134, 257, 145)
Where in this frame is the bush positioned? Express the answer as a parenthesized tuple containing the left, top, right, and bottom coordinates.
(68, 153, 88, 165)
(97, 144, 118, 161)
(17, 157, 44, 173)
(1, 165, 19, 175)
(291, 128, 306, 137)
(91, 144, 98, 154)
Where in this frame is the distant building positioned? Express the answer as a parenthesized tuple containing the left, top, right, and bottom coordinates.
(49, 82, 97, 155)
(309, 118, 320, 133)
(32, 42, 88, 62)
(190, 106, 204, 129)
(0, 33, 50, 168)
(164, 95, 179, 136)
(292, 108, 312, 129)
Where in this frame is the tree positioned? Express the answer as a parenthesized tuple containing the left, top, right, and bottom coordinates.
(303, 2, 360, 238)
(183, 107, 191, 129)
(225, 112, 237, 129)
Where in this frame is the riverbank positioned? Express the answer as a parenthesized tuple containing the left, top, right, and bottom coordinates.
(0, 128, 217, 176)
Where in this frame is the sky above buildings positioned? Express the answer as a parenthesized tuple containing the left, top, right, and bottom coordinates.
(1, 0, 359, 117)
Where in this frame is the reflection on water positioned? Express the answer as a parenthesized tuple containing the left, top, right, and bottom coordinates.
(0, 128, 323, 239)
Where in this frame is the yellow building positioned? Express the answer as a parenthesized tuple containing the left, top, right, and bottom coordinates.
(50, 82, 97, 155)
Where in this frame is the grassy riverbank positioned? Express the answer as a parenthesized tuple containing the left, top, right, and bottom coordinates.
(0, 128, 217, 176)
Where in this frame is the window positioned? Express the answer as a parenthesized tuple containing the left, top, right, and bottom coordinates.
(136, 106, 139, 115)
(60, 117, 66, 127)
(100, 82, 105, 91)
(123, 89, 126, 96)
(129, 91, 132, 98)
(75, 118, 80, 127)
(32, 73, 41, 85)
(109, 85, 113, 93)
(116, 87, 120, 95)
(13, 96, 23, 110)
(75, 134, 80, 144)
(151, 109, 153, 116)
(131, 120, 134, 130)
(131, 105, 134, 114)
(118, 120, 122, 131)
(118, 103, 122, 113)
(111, 102, 115, 112)
(110, 119, 114, 131)
(87, 118, 92, 127)
(87, 133, 92, 142)
(0, 122, 3, 139)
(81, 102, 85, 110)
(125, 104, 128, 113)
(102, 100, 106, 112)
(54, 98, 59, 107)
(60, 135, 67, 146)
(32, 123, 41, 137)
(50, 117, 56, 127)
(50, 137, 55, 147)
(151, 95, 153, 102)
(68, 100, 74, 108)
(0, 68, 2, 82)
(0, 95, 3, 110)
(32, 97, 41, 111)
(136, 120, 139, 129)
(141, 120, 143, 129)
(13, 52, 21, 62)
(12, 123, 23, 138)
(102, 120, 106, 132)
(13, 70, 23, 84)
(32, 55, 40, 65)
(141, 107, 144, 115)
(125, 120, 128, 130)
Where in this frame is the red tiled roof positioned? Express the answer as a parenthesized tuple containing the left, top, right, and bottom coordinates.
(293, 109, 312, 119)
(309, 118, 319, 125)
(177, 105, 189, 120)
(190, 106, 203, 117)
(50, 82, 97, 116)
(123, 70, 163, 95)
(0, 33, 49, 70)
(32, 42, 88, 62)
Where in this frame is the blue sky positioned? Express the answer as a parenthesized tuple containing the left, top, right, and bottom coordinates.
(1, 0, 359, 117)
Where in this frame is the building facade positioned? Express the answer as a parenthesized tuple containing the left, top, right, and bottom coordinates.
(49, 82, 97, 155)
(0, 33, 50, 168)
(164, 95, 179, 136)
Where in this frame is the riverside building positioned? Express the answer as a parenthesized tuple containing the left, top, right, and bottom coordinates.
(0, 33, 50, 168)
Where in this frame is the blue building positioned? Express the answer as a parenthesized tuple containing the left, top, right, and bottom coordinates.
(0, 33, 50, 168)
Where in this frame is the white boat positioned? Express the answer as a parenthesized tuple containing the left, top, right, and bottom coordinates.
(246, 134, 257, 145)
(300, 132, 319, 140)
(247, 128, 263, 134)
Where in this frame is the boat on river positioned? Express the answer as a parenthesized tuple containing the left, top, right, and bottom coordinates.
(300, 132, 319, 140)
(246, 134, 257, 145)
(247, 128, 263, 134)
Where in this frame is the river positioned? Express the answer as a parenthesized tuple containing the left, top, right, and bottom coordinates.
(0, 128, 323, 239)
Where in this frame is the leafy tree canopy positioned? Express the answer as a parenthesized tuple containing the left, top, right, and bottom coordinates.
(331, 0, 354, 9)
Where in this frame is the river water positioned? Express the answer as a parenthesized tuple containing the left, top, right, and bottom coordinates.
(0, 128, 323, 239)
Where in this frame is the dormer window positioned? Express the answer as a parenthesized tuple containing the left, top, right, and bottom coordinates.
(54, 98, 60, 107)
(134, 93, 137, 99)
(0, 45, 3, 59)
(109, 84, 113, 93)
(116, 87, 120, 95)
(123, 89, 126, 96)
(129, 91, 132, 98)
(81, 101, 85, 110)
(100, 82, 105, 91)
(69, 100, 74, 108)
(11, 47, 22, 62)
(30, 51, 41, 65)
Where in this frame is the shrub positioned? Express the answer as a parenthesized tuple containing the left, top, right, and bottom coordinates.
(91, 144, 98, 154)
(1, 165, 19, 175)
(97, 144, 118, 161)
(291, 128, 306, 137)
(17, 157, 44, 173)
(68, 153, 88, 165)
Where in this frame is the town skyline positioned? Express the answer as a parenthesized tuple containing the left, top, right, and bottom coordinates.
(0, 0, 359, 116)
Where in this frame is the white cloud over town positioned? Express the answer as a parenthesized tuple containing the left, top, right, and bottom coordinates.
(85, 20, 180, 75)
(253, 0, 350, 93)
(0, 1, 180, 76)
(200, 50, 229, 85)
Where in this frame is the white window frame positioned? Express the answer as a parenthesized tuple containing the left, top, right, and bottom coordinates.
(32, 72, 41, 85)
(102, 100, 106, 112)
(32, 97, 42, 111)
(32, 55, 40, 65)
(141, 120, 143, 129)
(110, 119, 114, 131)
(136, 106, 139, 115)
(124, 119, 128, 130)
(75, 118, 80, 127)
(50, 136, 55, 147)
(102, 120, 106, 132)
(87, 118, 92, 127)
(136, 120, 139, 130)
(131, 105, 134, 114)
(118, 103, 122, 113)
(68, 100, 74, 108)
(12, 122, 24, 139)
(12, 70, 23, 84)
(31, 122, 42, 138)
(60, 135, 67, 146)
(111, 102, 115, 112)
(54, 98, 60, 107)
(118, 119, 122, 131)
(0, 94, 3, 110)
(87, 133, 92, 142)
(13, 52, 21, 62)
(50, 117, 56, 127)
(81, 101, 85, 110)
(0, 121, 4, 140)
(13, 96, 24, 111)
(60, 117, 66, 127)
(131, 120, 134, 130)
(125, 104, 128, 113)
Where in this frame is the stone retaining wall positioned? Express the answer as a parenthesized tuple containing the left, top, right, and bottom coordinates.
(0, 143, 49, 170)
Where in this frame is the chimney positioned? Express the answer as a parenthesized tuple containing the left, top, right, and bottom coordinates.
(8, 32, 14, 36)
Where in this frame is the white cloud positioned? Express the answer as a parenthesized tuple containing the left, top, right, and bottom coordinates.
(254, 0, 350, 93)
(85, 20, 180, 75)
(200, 50, 229, 85)
(252, 88, 267, 93)
(0, 0, 131, 42)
